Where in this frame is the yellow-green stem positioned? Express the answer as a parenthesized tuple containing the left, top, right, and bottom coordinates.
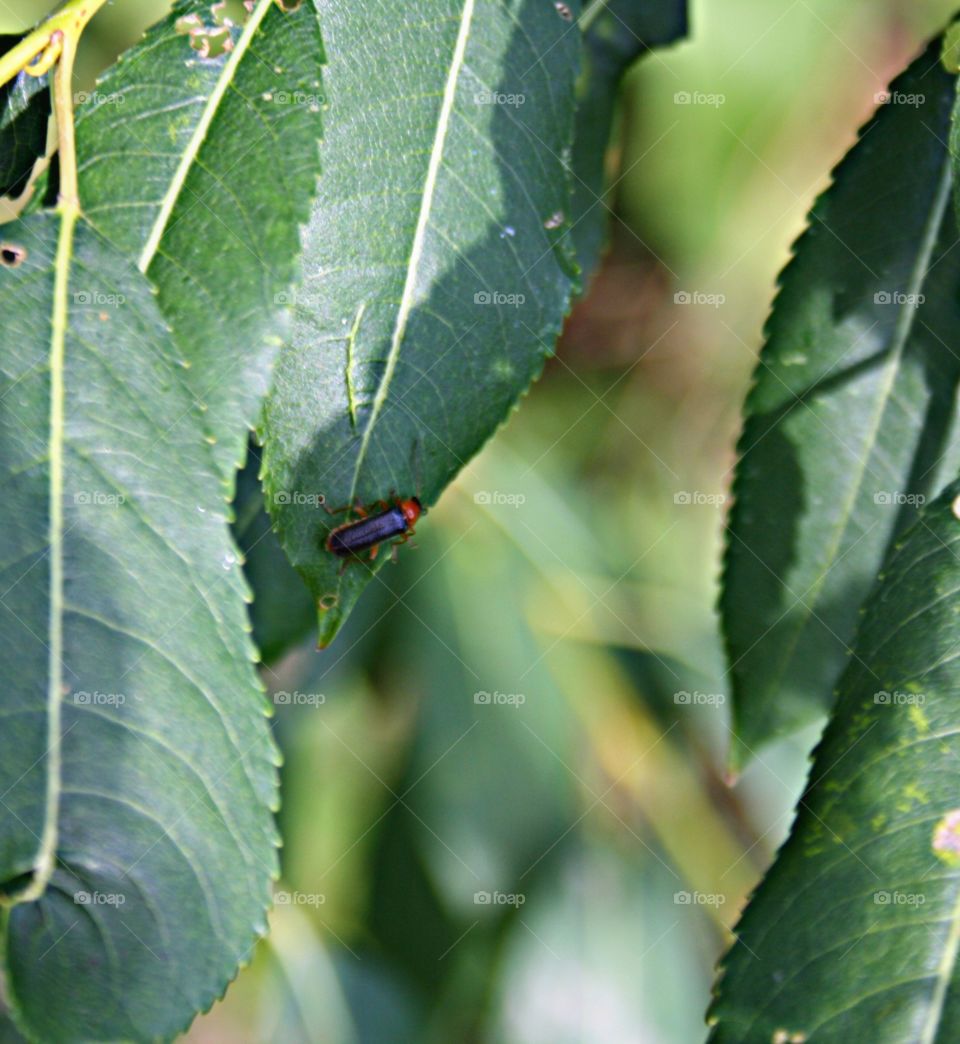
(0, 1, 109, 93)
(52, 28, 80, 210)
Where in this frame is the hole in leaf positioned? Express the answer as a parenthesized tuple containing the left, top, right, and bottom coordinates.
(0, 243, 26, 267)
(212, 0, 251, 25)
(175, 1, 253, 59)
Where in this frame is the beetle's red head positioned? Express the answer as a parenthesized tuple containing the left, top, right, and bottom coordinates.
(399, 497, 422, 526)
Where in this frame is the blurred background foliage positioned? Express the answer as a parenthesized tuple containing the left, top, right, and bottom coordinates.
(2, 0, 959, 1041)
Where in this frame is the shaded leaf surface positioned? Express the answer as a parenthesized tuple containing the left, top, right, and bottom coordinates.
(571, 0, 687, 279)
(0, 213, 277, 1041)
(721, 42, 960, 760)
(710, 482, 960, 1041)
(233, 445, 314, 664)
(74, 0, 324, 483)
(262, 0, 582, 646)
(0, 36, 50, 199)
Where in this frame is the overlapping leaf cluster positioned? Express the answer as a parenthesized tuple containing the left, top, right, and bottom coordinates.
(0, 0, 686, 1038)
(714, 24, 960, 1039)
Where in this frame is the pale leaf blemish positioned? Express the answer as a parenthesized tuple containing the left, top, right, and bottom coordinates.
(933, 809, 960, 866)
(908, 703, 930, 734)
(772, 1032, 807, 1044)
(555, 2, 573, 20)
(544, 210, 565, 229)
(952, 493, 960, 521)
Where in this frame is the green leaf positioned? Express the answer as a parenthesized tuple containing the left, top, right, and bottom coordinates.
(0, 212, 278, 1041)
(0, 36, 50, 199)
(73, 0, 324, 483)
(262, 0, 582, 647)
(571, 0, 687, 279)
(710, 482, 960, 1041)
(721, 39, 960, 762)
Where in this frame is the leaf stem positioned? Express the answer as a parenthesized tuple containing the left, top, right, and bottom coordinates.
(52, 25, 81, 210)
(0, 1, 109, 93)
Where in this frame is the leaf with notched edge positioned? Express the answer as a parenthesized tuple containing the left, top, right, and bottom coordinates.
(721, 39, 960, 764)
(73, 0, 324, 485)
(0, 213, 278, 1042)
(262, 0, 582, 647)
(710, 482, 960, 1041)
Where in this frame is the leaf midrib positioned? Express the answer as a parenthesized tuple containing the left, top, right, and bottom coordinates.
(25, 207, 77, 902)
(346, 0, 477, 505)
(136, 0, 275, 274)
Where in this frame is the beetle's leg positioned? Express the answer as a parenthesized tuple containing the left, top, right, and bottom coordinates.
(368, 543, 379, 562)
(396, 525, 417, 544)
(320, 496, 351, 516)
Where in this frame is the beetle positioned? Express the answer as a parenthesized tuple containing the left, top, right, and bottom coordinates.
(324, 495, 423, 566)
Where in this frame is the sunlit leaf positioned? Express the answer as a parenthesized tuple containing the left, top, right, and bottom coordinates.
(74, 0, 324, 483)
(261, 0, 582, 646)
